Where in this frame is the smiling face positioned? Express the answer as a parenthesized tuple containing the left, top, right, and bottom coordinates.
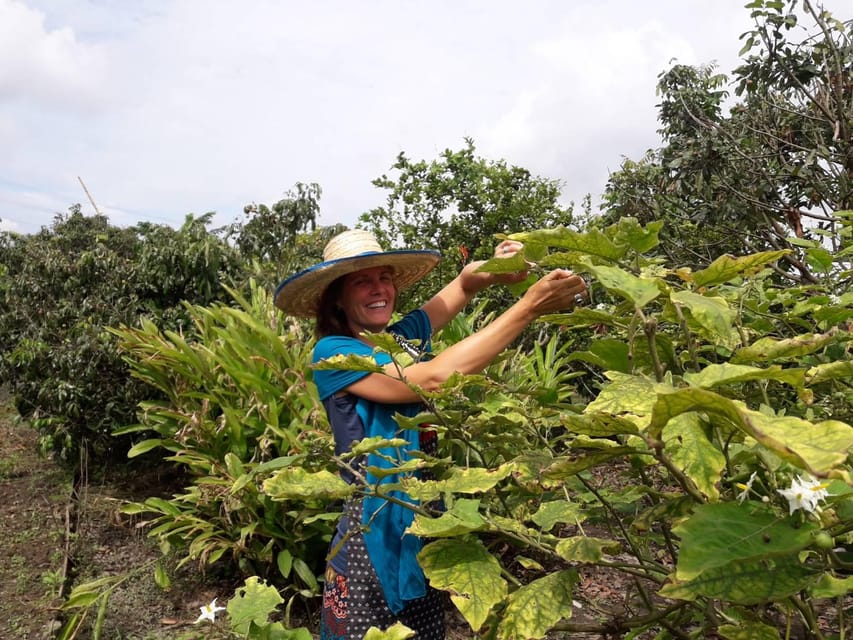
(338, 265, 397, 337)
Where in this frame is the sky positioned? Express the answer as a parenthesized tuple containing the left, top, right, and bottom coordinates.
(1, 0, 849, 236)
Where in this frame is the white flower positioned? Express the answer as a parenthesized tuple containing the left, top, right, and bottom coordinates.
(736, 471, 757, 504)
(777, 475, 830, 515)
(194, 598, 226, 624)
(829, 294, 841, 305)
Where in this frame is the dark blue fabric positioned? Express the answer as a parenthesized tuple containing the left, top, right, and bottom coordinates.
(313, 310, 432, 613)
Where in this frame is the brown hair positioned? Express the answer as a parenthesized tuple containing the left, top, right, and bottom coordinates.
(315, 276, 352, 339)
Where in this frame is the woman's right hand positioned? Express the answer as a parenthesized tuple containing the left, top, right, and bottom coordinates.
(522, 269, 587, 316)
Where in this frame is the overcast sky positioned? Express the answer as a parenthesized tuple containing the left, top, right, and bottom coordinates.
(1, 1, 848, 236)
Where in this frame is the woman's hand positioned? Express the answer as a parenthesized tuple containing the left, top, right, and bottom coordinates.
(521, 268, 587, 317)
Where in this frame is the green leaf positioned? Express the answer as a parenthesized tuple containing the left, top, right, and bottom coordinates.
(583, 264, 660, 308)
(399, 464, 514, 502)
(684, 363, 805, 390)
(312, 352, 385, 373)
(807, 360, 853, 385)
(541, 448, 636, 482)
(531, 500, 586, 531)
(660, 557, 816, 605)
(227, 576, 284, 636)
(496, 570, 579, 640)
(364, 622, 416, 639)
(719, 621, 781, 640)
(555, 536, 620, 563)
(154, 561, 171, 590)
(611, 217, 663, 253)
(419, 539, 507, 632)
(263, 468, 355, 501)
(407, 498, 486, 537)
(126, 438, 166, 458)
(508, 226, 627, 260)
(648, 387, 853, 477)
(585, 371, 657, 418)
(662, 413, 726, 500)
(691, 251, 790, 287)
(809, 573, 853, 599)
(561, 412, 639, 437)
(673, 502, 817, 581)
(731, 332, 841, 363)
(670, 291, 736, 340)
(276, 549, 293, 579)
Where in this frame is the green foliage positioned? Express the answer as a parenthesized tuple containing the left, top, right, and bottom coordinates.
(359, 138, 572, 311)
(602, 0, 853, 288)
(113, 282, 333, 595)
(0, 208, 243, 462)
(278, 217, 852, 638)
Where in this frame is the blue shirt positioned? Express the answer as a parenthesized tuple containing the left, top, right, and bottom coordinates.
(313, 309, 432, 613)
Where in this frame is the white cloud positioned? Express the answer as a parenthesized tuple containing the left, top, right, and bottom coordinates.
(0, 0, 107, 111)
(1, 0, 850, 235)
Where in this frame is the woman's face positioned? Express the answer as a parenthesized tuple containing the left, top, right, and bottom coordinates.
(339, 265, 397, 336)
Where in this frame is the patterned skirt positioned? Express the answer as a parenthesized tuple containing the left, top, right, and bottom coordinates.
(319, 501, 446, 640)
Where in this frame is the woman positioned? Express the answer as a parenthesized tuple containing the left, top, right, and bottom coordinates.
(274, 229, 586, 639)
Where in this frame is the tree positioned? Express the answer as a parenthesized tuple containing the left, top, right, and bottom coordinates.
(360, 138, 572, 308)
(601, 0, 852, 289)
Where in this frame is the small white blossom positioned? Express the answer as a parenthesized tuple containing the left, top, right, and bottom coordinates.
(777, 475, 830, 515)
(736, 471, 757, 504)
(829, 294, 841, 305)
(195, 598, 226, 624)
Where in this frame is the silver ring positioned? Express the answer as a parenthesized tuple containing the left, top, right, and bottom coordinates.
(573, 293, 584, 306)
(502, 247, 509, 254)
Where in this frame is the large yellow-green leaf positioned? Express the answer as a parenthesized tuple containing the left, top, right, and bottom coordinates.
(407, 498, 485, 537)
(419, 539, 507, 632)
(585, 371, 658, 417)
(662, 413, 725, 500)
(583, 264, 660, 308)
(555, 536, 620, 563)
(531, 500, 586, 531)
(660, 558, 816, 604)
(312, 353, 385, 372)
(263, 468, 354, 501)
(399, 464, 514, 502)
(810, 573, 853, 599)
(684, 363, 805, 390)
(691, 250, 790, 288)
(496, 570, 579, 640)
(718, 621, 781, 640)
(648, 387, 853, 477)
(227, 576, 284, 636)
(364, 623, 415, 640)
(541, 448, 636, 482)
(671, 291, 736, 340)
(508, 226, 627, 260)
(561, 412, 640, 437)
(731, 332, 842, 363)
(611, 217, 663, 253)
(807, 360, 853, 385)
(673, 502, 817, 580)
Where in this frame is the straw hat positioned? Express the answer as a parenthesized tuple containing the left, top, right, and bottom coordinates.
(274, 229, 441, 317)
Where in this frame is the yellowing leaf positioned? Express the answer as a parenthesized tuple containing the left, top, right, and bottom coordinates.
(584, 264, 660, 308)
(671, 291, 736, 341)
(531, 500, 586, 531)
(555, 536, 620, 563)
(691, 250, 790, 287)
(263, 468, 354, 501)
(496, 570, 579, 640)
(407, 498, 485, 537)
(419, 539, 507, 632)
(662, 413, 725, 500)
(685, 363, 805, 390)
